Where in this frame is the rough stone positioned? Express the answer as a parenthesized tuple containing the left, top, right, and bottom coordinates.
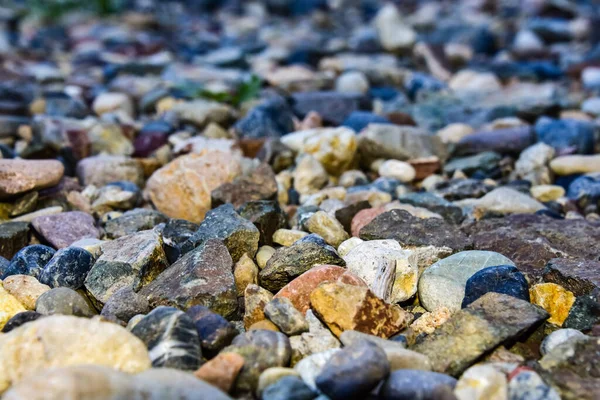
(543, 258, 600, 296)
(212, 163, 278, 208)
(0, 282, 26, 329)
(0, 222, 29, 260)
(529, 283, 575, 326)
(186, 305, 238, 356)
(77, 155, 144, 187)
(305, 211, 349, 248)
(244, 284, 273, 329)
(0, 159, 64, 199)
(194, 352, 244, 394)
(38, 247, 94, 290)
(102, 209, 168, 239)
(2, 275, 49, 310)
(35, 287, 96, 317)
(3, 245, 55, 280)
(264, 297, 308, 335)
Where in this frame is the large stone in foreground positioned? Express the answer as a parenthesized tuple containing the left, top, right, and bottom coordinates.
(141, 239, 237, 318)
(411, 292, 548, 376)
(0, 315, 151, 392)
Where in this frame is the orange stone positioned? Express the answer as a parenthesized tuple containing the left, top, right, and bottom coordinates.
(529, 283, 576, 326)
(194, 352, 245, 393)
(248, 320, 281, 332)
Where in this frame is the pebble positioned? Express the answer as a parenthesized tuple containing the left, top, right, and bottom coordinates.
(234, 253, 259, 297)
(304, 211, 349, 248)
(35, 287, 97, 317)
(530, 185, 565, 202)
(186, 305, 238, 356)
(257, 367, 300, 396)
(3, 245, 56, 280)
(2, 275, 49, 310)
(375, 3, 417, 52)
(264, 297, 309, 335)
(101, 286, 150, 325)
(256, 245, 276, 268)
(194, 352, 244, 394)
(38, 247, 94, 290)
(293, 154, 329, 196)
(550, 154, 600, 175)
(263, 376, 316, 400)
(0, 159, 64, 199)
(508, 369, 561, 400)
(1, 311, 43, 333)
(540, 328, 587, 356)
(244, 284, 274, 329)
(77, 155, 144, 187)
(529, 283, 576, 326)
(0, 282, 26, 329)
(378, 160, 417, 183)
(92, 92, 134, 117)
(454, 364, 508, 400)
(462, 265, 530, 308)
(379, 370, 457, 400)
(335, 71, 370, 94)
(272, 229, 309, 247)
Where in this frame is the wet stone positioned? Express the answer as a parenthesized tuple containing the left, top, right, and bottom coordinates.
(38, 247, 94, 290)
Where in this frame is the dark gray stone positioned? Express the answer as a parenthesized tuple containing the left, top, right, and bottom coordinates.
(263, 376, 317, 400)
(379, 370, 457, 400)
(38, 247, 94, 290)
(36, 287, 97, 317)
(212, 163, 278, 209)
(100, 286, 151, 325)
(161, 219, 199, 264)
(462, 265, 530, 308)
(398, 192, 464, 224)
(1, 311, 43, 333)
(238, 200, 287, 246)
(102, 209, 169, 239)
(186, 305, 238, 357)
(3, 245, 55, 279)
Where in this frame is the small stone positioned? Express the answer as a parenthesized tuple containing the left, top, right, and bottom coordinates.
(379, 160, 416, 183)
(212, 164, 278, 208)
(540, 328, 586, 356)
(336, 71, 370, 94)
(294, 348, 340, 391)
(88, 123, 134, 156)
(0, 282, 26, 329)
(182, 204, 259, 263)
(265, 297, 308, 335)
(234, 97, 295, 139)
(310, 281, 411, 338)
(101, 286, 150, 325)
(2, 275, 49, 310)
(70, 238, 104, 258)
(141, 240, 237, 318)
(410, 307, 452, 336)
(0, 222, 29, 259)
(550, 154, 600, 176)
(289, 309, 341, 365)
(411, 293, 549, 376)
(419, 251, 516, 312)
(291, 91, 366, 127)
(92, 92, 134, 117)
(305, 211, 349, 248)
(238, 200, 287, 247)
(3, 245, 55, 280)
(257, 367, 300, 397)
(450, 70, 501, 93)
(337, 237, 363, 257)
(379, 370, 457, 400)
(514, 143, 555, 186)
(462, 265, 529, 308)
(256, 245, 276, 268)
(259, 234, 345, 293)
(444, 151, 502, 177)
(0, 315, 151, 392)
(234, 254, 259, 297)
(0, 159, 64, 199)
(186, 305, 238, 356)
(249, 320, 280, 332)
(171, 99, 235, 128)
(530, 185, 565, 202)
(464, 187, 546, 215)
(535, 117, 595, 155)
(194, 352, 244, 394)
(77, 155, 144, 187)
(263, 376, 316, 400)
(293, 155, 329, 196)
(454, 364, 508, 400)
(375, 3, 417, 52)
(35, 287, 96, 317)
(316, 340, 389, 400)
(508, 369, 560, 400)
(529, 283, 576, 326)
(102, 209, 168, 239)
(244, 284, 273, 329)
(9, 192, 38, 218)
(272, 229, 308, 246)
(38, 247, 94, 290)
(1, 311, 43, 333)
(437, 123, 474, 144)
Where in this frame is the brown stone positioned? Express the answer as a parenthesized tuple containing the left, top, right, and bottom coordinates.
(543, 258, 600, 296)
(0, 160, 64, 199)
(351, 207, 385, 237)
(194, 352, 244, 394)
(249, 320, 281, 332)
(144, 150, 241, 223)
(274, 265, 366, 315)
(244, 284, 273, 329)
(310, 282, 411, 338)
(76, 155, 144, 187)
(530, 283, 576, 326)
(31, 212, 99, 249)
(211, 163, 278, 208)
(408, 157, 440, 180)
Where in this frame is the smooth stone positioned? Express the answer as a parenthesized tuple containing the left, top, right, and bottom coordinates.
(304, 211, 349, 248)
(316, 341, 389, 400)
(3, 245, 55, 280)
(337, 237, 364, 257)
(582, 97, 600, 116)
(249, 320, 280, 332)
(102, 209, 168, 239)
(35, 287, 96, 317)
(1, 311, 43, 333)
(272, 229, 309, 247)
(543, 258, 600, 296)
(293, 154, 329, 196)
(540, 329, 586, 356)
(265, 297, 308, 336)
(84, 230, 168, 306)
(310, 282, 411, 338)
(141, 239, 237, 319)
(257, 245, 276, 268)
(411, 293, 549, 376)
(131, 306, 202, 371)
(437, 123, 474, 144)
(454, 364, 507, 400)
(100, 285, 150, 324)
(513, 143, 555, 186)
(234, 253, 258, 297)
(234, 97, 295, 139)
(2, 275, 49, 310)
(379, 370, 457, 400)
(258, 368, 301, 397)
(186, 305, 238, 356)
(93, 92, 134, 117)
(343, 239, 418, 303)
(194, 352, 245, 394)
(0, 315, 151, 392)
(294, 349, 340, 391)
(464, 187, 546, 215)
(181, 203, 259, 263)
(0, 283, 26, 329)
(76, 155, 144, 187)
(336, 71, 370, 94)
(567, 174, 600, 209)
(38, 247, 94, 290)
(144, 151, 241, 223)
(529, 283, 575, 326)
(443, 151, 502, 177)
(530, 185, 565, 202)
(398, 192, 463, 224)
(0, 159, 64, 199)
(508, 369, 560, 400)
(379, 160, 416, 183)
(418, 251, 516, 312)
(212, 163, 278, 208)
(462, 265, 529, 308)
(454, 126, 535, 157)
(375, 3, 417, 52)
(0, 222, 29, 259)
(161, 219, 199, 263)
(244, 284, 273, 329)
(238, 200, 287, 247)
(550, 154, 600, 175)
(535, 117, 595, 155)
(263, 376, 316, 400)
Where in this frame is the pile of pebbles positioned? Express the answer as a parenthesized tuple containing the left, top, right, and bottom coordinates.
(0, 0, 599, 399)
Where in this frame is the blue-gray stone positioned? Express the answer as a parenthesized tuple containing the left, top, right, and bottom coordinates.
(263, 376, 317, 400)
(379, 370, 457, 400)
(462, 265, 530, 308)
(39, 247, 94, 290)
(3, 245, 55, 279)
(535, 117, 595, 155)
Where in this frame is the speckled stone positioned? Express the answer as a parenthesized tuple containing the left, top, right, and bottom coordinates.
(102, 209, 168, 239)
(0, 222, 29, 260)
(2, 275, 50, 310)
(238, 200, 287, 246)
(101, 286, 151, 325)
(2, 245, 56, 280)
(186, 305, 238, 357)
(38, 247, 94, 290)
(462, 265, 529, 308)
(264, 297, 308, 335)
(31, 211, 99, 249)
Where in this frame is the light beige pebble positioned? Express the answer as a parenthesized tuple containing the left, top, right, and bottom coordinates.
(305, 211, 349, 248)
(337, 237, 364, 257)
(272, 229, 309, 247)
(530, 185, 565, 202)
(436, 123, 474, 144)
(256, 246, 276, 269)
(378, 160, 416, 183)
(2, 276, 50, 310)
(550, 154, 600, 175)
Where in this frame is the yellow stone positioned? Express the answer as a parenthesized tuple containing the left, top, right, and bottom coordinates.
(248, 320, 280, 332)
(256, 245, 276, 269)
(530, 185, 565, 202)
(234, 254, 258, 296)
(529, 283, 575, 326)
(272, 229, 308, 247)
(0, 282, 26, 329)
(2, 275, 50, 310)
(410, 306, 452, 336)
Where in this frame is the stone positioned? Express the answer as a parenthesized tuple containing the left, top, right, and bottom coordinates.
(234, 254, 258, 297)
(294, 348, 340, 391)
(437, 123, 474, 144)
(234, 97, 295, 139)
(88, 123, 134, 156)
(259, 235, 345, 293)
(343, 239, 418, 303)
(194, 352, 244, 394)
(0, 222, 29, 259)
(263, 376, 316, 400)
(2, 275, 49, 310)
(433, 178, 494, 201)
(272, 229, 308, 247)
(186, 305, 238, 356)
(38, 247, 94, 290)
(3, 245, 55, 280)
(375, 3, 417, 52)
(419, 251, 516, 312)
(462, 265, 529, 308)
(101, 286, 150, 325)
(0, 159, 63, 199)
(0, 282, 26, 329)
(334, 201, 371, 234)
(289, 310, 341, 365)
(222, 330, 292, 395)
(337, 237, 363, 257)
(131, 306, 202, 371)
(567, 174, 600, 209)
(378, 160, 416, 183)
(171, 99, 235, 128)
(77, 155, 144, 187)
(291, 91, 367, 126)
(540, 329, 586, 356)
(529, 283, 575, 326)
(92, 92, 134, 117)
(336, 71, 370, 94)
(11, 207, 63, 223)
(398, 192, 463, 224)
(359, 209, 472, 251)
(144, 151, 241, 223)
(249, 320, 280, 332)
(1, 311, 43, 333)
(454, 126, 535, 157)
(0, 315, 151, 392)
(304, 211, 349, 248)
(310, 281, 411, 338)
(582, 97, 600, 116)
(550, 154, 600, 175)
(238, 201, 287, 247)
(281, 127, 357, 175)
(182, 204, 259, 263)
(450, 70, 501, 93)
(257, 245, 276, 268)
(70, 238, 104, 258)
(102, 209, 168, 239)
(410, 307, 452, 336)
(530, 185, 565, 202)
(443, 151, 502, 177)
(514, 143, 555, 186)
(244, 284, 273, 329)
(316, 341, 389, 400)
(35, 287, 96, 317)
(454, 364, 508, 400)
(265, 297, 308, 335)
(535, 117, 595, 155)
(293, 155, 328, 196)
(258, 368, 301, 397)
(564, 292, 600, 331)
(508, 369, 560, 400)
(542, 258, 600, 296)
(379, 370, 457, 400)
(9, 192, 38, 218)
(85, 230, 168, 306)
(141, 240, 237, 318)
(463, 187, 546, 215)
(212, 163, 278, 208)
(411, 293, 549, 376)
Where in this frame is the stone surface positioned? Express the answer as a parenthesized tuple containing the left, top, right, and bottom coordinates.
(244, 284, 273, 329)
(234, 253, 258, 297)
(550, 154, 600, 175)
(32, 212, 99, 249)
(514, 143, 555, 186)
(101, 286, 150, 325)
(304, 211, 349, 248)
(38, 247, 94, 290)
(310, 281, 411, 338)
(0, 315, 151, 392)
(294, 348, 340, 391)
(0, 222, 29, 260)
(398, 192, 464, 224)
(508, 369, 560, 400)
(263, 376, 316, 400)
(0, 159, 64, 199)
(462, 265, 529, 308)
(1, 311, 43, 333)
(411, 293, 549, 376)
(102, 209, 168, 239)
(265, 297, 308, 335)
(141, 239, 237, 318)
(0, 282, 26, 329)
(3, 245, 55, 280)
(289, 309, 341, 365)
(35, 287, 96, 317)
(540, 328, 586, 356)
(378, 160, 416, 183)
(2, 275, 49, 310)
(194, 352, 244, 394)
(530, 185, 564, 202)
(464, 187, 546, 215)
(186, 305, 238, 356)
(212, 163, 278, 208)
(238, 200, 287, 247)
(272, 229, 309, 247)
(293, 154, 329, 196)
(454, 364, 508, 400)
(529, 283, 575, 326)
(543, 258, 600, 296)
(379, 370, 457, 400)
(144, 151, 241, 223)
(77, 155, 144, 187)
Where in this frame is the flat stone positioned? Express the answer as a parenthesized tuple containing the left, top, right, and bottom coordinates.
(77, 155, 144, 187)
(38, 247, 94, 290)
(2, 275, 49, 310)
(535, 117, 595, 155)
(194, 352, 244, 394)
(433, 178, 494, 201)
(310, 281, 412, 338)
(379, 370, 457, 400)
(84, 230, 168, 307)
(0, 159, 64, 199)
(0, 222, 29, 259)
(462, 265, 529, 308)
(141, 239, 237, 319)
(186, 305, 238, 356)
(463, 187, 546, 215)
(102, 209, 168, 239)
(543, 258, 600, 296)
(550, 154, 600, 175)
(212, 163, 278, 208)
(529, 283, 575, 326)
(411, 293, 548, 376)
(35, 287, 96, 317)
(264, 297, 308, 335)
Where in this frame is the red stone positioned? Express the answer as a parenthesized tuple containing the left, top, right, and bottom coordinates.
(350, 207, 385, 237)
